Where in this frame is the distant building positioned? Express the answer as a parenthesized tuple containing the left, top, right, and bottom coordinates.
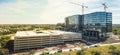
(65, 12, 112, 40)
(14, 30, 81, 52)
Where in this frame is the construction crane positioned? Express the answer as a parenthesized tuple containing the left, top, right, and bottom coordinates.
(102, 3, 108, 12)
(69, 2, 88, 15)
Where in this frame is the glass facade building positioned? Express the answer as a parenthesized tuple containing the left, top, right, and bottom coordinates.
(83, 12, 112, 40)
(65, 12, 112, 40)
(65, 15, 83, 31)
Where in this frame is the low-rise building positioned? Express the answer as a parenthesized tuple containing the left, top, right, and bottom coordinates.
(14, 30, 82, 52)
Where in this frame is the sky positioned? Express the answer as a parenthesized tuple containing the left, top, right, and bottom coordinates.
(0, 0, 119, 24)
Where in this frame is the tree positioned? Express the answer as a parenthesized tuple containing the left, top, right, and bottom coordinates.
(108, 45, 120, 55)
(41, 52, 49, 55)
(77, 50, 85, 55)
(28, 50, 35, 55)
(109, 45, 116, 51)
(0, 36, 10, 48)
(5, 40, 14, 53)
(0, 48, 9, 55)
(113, 29, 118, 35)
(77, 51, 84, 55)
(91, 51, 101, 55)
(109, 50, 120, 55)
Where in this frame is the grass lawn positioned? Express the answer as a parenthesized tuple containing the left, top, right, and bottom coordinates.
(50, 44, 120, 55)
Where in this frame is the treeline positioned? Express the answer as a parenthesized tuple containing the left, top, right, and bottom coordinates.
(0, 24, 56, 54)
(113, 26, 120, 35)
(0, 24, 56, 35)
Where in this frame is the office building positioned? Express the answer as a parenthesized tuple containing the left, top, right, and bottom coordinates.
(65, 12, 112, 40)
(83, 12, 112, 40)
(65, 15, 83, 31)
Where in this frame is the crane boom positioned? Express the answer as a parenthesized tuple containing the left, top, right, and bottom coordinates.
(102, 3, 107, 12)
(69, 2, 88, 15)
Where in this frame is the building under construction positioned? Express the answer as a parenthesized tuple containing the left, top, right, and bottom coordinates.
(65, 12, 112, 40)
(14, 30, 82, 52)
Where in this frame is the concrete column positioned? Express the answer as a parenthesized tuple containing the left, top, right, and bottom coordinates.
(92, 31, 94, 37)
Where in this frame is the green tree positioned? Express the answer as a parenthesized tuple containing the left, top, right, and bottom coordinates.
(91, 51, 101, 55)
(28, 50, 35, 55)
(77, 50, 85, 55)
(113, 29, 118, 35)
(0, 48, 9, 55)
(108, 45, 120, 55)
(0, 36, 10, 48)
(109, 50, 120, 55)
(41, 52, 49, 55)
(109, 45, 116, 51)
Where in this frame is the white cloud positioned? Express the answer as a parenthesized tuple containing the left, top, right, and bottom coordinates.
(0, 0, 120, 24)
(113, 18, 120, 24)
(40, 0, 99, 24)
(0, 0, 35, 14)
(113, 14, 120, 17)
(0, 0, 45, 24)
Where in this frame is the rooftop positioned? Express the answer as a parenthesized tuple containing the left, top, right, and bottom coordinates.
(15, 30, 78, 37)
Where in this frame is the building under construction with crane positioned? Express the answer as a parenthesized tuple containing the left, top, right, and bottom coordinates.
(64, 3, 112, 40)
(65, 12, 112, 40)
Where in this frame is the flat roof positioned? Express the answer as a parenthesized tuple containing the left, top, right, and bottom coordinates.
(15, 30, 80, 37)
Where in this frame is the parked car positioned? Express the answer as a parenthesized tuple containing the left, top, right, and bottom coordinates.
(57, 50, 62, 53)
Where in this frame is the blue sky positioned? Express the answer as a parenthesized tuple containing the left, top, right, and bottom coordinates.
(0, 0, 119, 24)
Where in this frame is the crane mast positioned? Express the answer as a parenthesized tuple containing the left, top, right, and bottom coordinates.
(102, 3, 108, 12)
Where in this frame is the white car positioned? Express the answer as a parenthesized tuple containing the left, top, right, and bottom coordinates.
(62, 49, 70, 52)
(49, 50, 57, 54)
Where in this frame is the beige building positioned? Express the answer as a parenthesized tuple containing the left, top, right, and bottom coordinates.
(14, 30, 81, 52)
